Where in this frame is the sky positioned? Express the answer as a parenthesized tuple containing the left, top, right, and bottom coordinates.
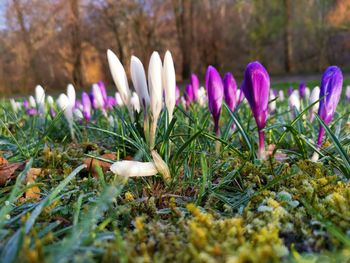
(0, 2, 7, 30)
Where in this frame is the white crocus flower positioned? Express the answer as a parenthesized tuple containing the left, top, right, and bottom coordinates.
(162, 50, 176, 121)
(67, 84, 76, 108)
(346, 85, 350, 100)
(130, 55, 150, 111)
(115, 92, 124, 106)
(110, 160, 158, 177)
(148, 51, 163, 149)
(29, 96, 36, 108)
(10, 99, 19, 113)
(278, 90, 285, 101)
(92, 84, 105, 110)
(289, 90, 300, 119)
(57, 93, 74, 139)
(198, 87, 207, 107)
(35, 85, 45, 115)
(107, 49, 132, 118)
(130, 92, 141, 113)
(269, 90, 276, 113)
(108, 115, 115, 128)
(304, 87, 310, 102)
(47, 95, 54, 107)
(309, 86, 320, 122)
(73, 108, 83, 121)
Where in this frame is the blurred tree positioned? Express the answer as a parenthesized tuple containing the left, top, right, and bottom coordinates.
(283, 0, 294, 72)
(172, 0, 193, 79)
(69, 0, 84, 88)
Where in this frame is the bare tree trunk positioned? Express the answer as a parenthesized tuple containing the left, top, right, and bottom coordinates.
(172, 0, 192, 80)
(70, 0, 84, 88)
(13, 0, 41, 86)
(284, 0, 294, 72)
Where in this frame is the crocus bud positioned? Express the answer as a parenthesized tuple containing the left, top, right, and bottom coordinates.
(82, 92, 91, 122)
(241, 61, 270, 159)
(272, 89, 278, 97)
(198, 87, 207, 107)
(47, 96, 54, 107)
(35, 85, 45, 115)
(29, 96, 36, 108)
(57, 93, 74, 139)
(269, 90, 276, 113)
(130, 92, 141, 113)
(308, 86, 320, 122)
(184, 84, 194, 108)
(236, 88, 245, 105)
(304, 87, 310, 101)
(92, 84, 105, 110)
(115, 92, 124, 106)
(163, 51, 176, 121)
(106, 96, 116, 110)
(223, 72, 237, 111)
(278, 90, 285, 101)
(346, 86, 350, 102)
(317, 66, 343, 148)
(23, 100, 29, 110)
(67, 84, 76, 108)
(73, 108, 83, 121)
(205, 66, 224, 136)
(130, 55, 150, 112)
(110, 160, 158, 177)
(107, 49, 132, 114)
(98, 81, 107, 104)
(289, 90, 300, 119)
(175, 85, 181, 105)
(10, 99, 19, 113)
(287, 87, 294, 96)
(148, 51, 163, 149)
(191, 73, 200, 101)
(299, 82, 306, 98)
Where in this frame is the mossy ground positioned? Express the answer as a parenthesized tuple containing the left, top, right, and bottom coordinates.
(1, 97, 350, 262)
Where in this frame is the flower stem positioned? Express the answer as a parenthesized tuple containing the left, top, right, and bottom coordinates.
(258, 130, 265, 160)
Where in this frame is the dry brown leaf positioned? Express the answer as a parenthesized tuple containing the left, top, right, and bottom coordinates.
(25, 168, 42, 200)
(84, 153, 116, 178)
(0, 162, 25, 185)
(0, 157, 9, 166)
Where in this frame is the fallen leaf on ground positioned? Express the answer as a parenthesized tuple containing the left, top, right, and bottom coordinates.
(25, 168, 42, 200)
(0, 161, 25, 185)
(0, 157, 9, 166)
(84, 153, 116, 178)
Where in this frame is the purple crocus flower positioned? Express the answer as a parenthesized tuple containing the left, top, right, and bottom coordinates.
(272, 89, 278, 97)
(184, 84, 194, 108)
(288, 87, 294, 96)
(223, 72, 237, 111)
(299, 82, 306, 98)
(237, 88, 245, 105)
(175, 85, 181, 105)
(206, 66, 224, 136)
(23, 100, 29, 110)
(82, 92, 92, 123)
(190, 73, 200, 101)
(317, 66, 343, 147)
(241, 61, 270, 159)
(26, 108, 38, 116)
(75, 99, 82, 110)
(98, 81, 108, 103)
(105, 96, 116, 110)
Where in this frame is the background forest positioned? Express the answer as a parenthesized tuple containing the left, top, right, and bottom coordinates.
(0, 0, 349, 95)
